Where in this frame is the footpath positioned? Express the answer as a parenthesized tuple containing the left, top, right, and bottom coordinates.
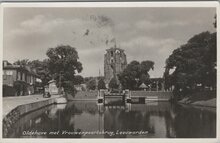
(2, 94, 64, 137)
(3, 94, 61, 117)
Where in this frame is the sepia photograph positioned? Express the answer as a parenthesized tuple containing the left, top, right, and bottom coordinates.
(0, 2, 218, 141)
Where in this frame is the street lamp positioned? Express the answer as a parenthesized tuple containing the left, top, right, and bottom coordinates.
(59, 71, 64, 94)
(135, 78, 139, 90)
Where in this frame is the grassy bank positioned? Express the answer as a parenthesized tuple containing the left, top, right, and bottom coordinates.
(178, 91, 216, 108)
(65, 90, 98, 101)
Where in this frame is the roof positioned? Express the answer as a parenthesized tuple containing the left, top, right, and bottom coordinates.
(139, 83, 147, 88)
(3, 65, 20, 69)
(48, 80, 56, 84)
(3, 64, 39, 77)
(106, 47, 124, 52)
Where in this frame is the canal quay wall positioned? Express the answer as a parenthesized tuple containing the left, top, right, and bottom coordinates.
(66, 90, 173, 101)
(130, 91, 173, 101)
(3, 94, 65, 137)
(66, 90, 98, 101)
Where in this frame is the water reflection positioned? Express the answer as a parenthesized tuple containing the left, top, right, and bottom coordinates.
(6, 101, 216, 138)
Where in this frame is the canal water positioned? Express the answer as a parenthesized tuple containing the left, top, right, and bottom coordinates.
(6, 101, 216, 138)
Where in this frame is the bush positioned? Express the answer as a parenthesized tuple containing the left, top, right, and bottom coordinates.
(63, 81, 77, 96)
(98, 79, 106, 90)
(3, 85, 16, 97)
(109, 78, 119, 90)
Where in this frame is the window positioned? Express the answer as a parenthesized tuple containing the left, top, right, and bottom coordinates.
(115, 49, 120, 54)
(20, 72, 23, 80)
(6, 70, 13, 75)
(110, 57, 114, 63)
(111, 51, 113, 57)
(3, 75, 7, 80)
(17, 71, 21, 80)
(31, 76, 33, 83)
(22, 73, 25, 81)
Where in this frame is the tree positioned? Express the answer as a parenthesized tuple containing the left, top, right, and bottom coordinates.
(118, 60, 154, 90)
(98, 78, 106, 90)
(86, 79, 96, 90)
(62, 81, 77, 95)
(165, 31, 216, 97)
(13, 59, 51, 88)
(84, 77, 93, 83)
(28, 59, 52, 87)
(46, 45, 83, 94)
(73, 75, 84, 85)
(109, 77, 119, 90)
(13, 59, 29, 66)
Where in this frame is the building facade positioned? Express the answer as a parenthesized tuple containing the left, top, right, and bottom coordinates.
(3, 61, 38, 96)
(104, 47, 127, 87)
(48, 80, 59, 95)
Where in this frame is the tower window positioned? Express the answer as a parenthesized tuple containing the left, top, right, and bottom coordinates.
(116, 50, 120, 54)
(110, 58, 114, 63)
(111, 51, 113, 57)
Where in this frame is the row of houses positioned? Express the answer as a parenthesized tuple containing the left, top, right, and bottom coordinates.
(2, 60, 90, 97)
(2, 61, 42, 97)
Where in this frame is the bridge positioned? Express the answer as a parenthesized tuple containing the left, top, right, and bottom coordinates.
(103, 93, 125, 106)
(98, 90, 173, 105)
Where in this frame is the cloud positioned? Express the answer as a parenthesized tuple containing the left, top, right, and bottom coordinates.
(7, 16, 110, 58)
(9, 15, 89, 36)
(78, 47, 105, 76)
(90, 15, 114, 28)
(4, 8, 215, 77)
(5, 14, 178, 77)
(10, 15, 63, 36)
(115, 22, 131, 31)
(135, 20, 190, 30)
(5, 14, 117, 77)
(121, 36, 176, 51)
(7, 14, 117, 48)
(120, 36, 178, 77)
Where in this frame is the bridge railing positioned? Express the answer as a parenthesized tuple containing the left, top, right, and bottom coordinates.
(130, 90, 173, 99)
(99, 89, 108, 98)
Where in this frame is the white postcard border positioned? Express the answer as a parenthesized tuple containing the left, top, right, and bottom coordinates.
(0, 1, 219, 143)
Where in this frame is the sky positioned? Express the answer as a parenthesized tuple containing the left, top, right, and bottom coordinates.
(3, 7, 216, 78)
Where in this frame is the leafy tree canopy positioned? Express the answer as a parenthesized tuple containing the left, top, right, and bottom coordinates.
(109, 77, 119, 90)
(118, 60, 154, 90)
(46, 45, 83, 94)
(98, 78, 106, 90)
(165, 31, 216, 93)
(13, 59, 51, 87)
(13, 59, 29, 66)
(86, 79, 96, 90)
(73, 75, 84, 85)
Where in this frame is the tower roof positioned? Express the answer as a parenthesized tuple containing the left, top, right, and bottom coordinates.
(106, 47, 124, 52)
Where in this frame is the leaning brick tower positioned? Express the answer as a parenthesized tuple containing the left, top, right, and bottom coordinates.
(104, 46, 127, 88)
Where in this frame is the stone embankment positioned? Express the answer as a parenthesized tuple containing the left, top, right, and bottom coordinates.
(66, 90, 173, 101)
(66, 90, 98, 101)
(130, 91, 173, 101)
(3, 94, 66, 137)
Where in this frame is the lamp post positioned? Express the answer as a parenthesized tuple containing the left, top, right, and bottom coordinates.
(59, 71, 64, 94)
(135, 78, 139, 90)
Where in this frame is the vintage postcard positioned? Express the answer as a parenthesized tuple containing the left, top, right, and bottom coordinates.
(0, 1, 219, 143)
